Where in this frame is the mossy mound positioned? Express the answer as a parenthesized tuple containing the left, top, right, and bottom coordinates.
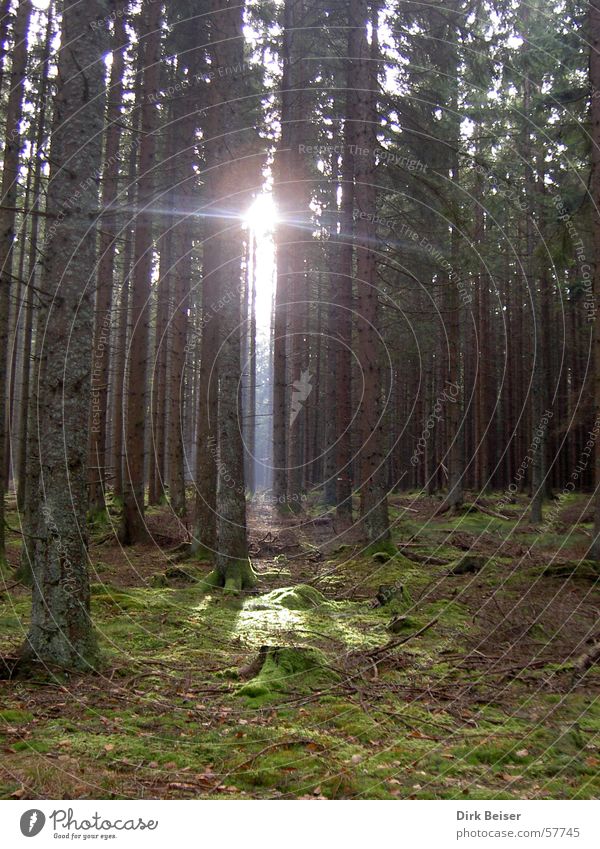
(388, 615, 421, 634)
(364, 540, 398, 558)
(449, 554, 488, 575)
(239, 645, 338, 699)
(248, 584, 329, 612)
(372, 551, 392, 564)
(540, 560, 600, 581)
(349, 551, 424, 593)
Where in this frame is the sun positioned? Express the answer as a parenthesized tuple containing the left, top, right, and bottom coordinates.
(243, 192, 278, 236)
(243, 192, 277, 330)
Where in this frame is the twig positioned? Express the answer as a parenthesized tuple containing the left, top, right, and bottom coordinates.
(366, 617, 439, 659)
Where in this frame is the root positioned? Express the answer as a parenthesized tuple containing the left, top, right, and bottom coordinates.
(198, 558, 258, 595)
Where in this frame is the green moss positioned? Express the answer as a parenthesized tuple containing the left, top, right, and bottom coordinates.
(364, 540, 398, 558)
(0, 709, 33, 723)
(540, 560, 600, 580)
(250, 585, 328, 611)
(239, 646, 338, 699)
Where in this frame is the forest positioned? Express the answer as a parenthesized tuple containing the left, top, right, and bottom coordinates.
(0, 0, 598, 804)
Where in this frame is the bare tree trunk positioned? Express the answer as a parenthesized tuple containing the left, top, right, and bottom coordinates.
(192, 85, 219, 557)
(121, 0, 162, 545)
(0, 0, 31, 562)
(354, 0, 389, 542)
(590, 0, 600, 560)
(335, 10, 359, 522)
(246, 233, 257, 493)
(20, 0, 108, 670)
(88, 7, 127, 514)
(272, 0, 295, 509)
(209, 0, 255, 591)
(16, 18, 54, 580)
(112, 136, 138, 502)
(286, 0, 310, 508)
(148, 186, 172, 506)
(0, 0, 13, 99)
(168, 97, 194, 518)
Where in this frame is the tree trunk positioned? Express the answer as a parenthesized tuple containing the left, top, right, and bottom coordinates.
(272, 0, 295, 509)
(17, 7, 52, 514)
(168, 96, 194, 518)
(20, 0, 108, 670)
(354, 0, 389, 542)
(88, 7, 127, 514)
(335, 8, 359, 522)
(590, 0, 600, 560)
(121, 0, 162, 545)
(209, 0, 254, 591)
(0, 0, 32, 562)
(192, 83, 220, 557)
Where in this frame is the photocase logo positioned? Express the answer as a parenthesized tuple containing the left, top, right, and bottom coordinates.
(20, 810, 46, 837)
(289, 369, 313, 427)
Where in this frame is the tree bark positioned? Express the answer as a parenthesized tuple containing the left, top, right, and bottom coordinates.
(121, 0, 162, 545)
(0, 0, 32, 562)
(590, 0, 600, 560)
(88, 7, 127, 514)
(20, 0, 108, 670)
(210, 0, 254, 591)
(354, 0, 389, 542)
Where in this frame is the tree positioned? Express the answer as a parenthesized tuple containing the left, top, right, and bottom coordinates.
(88, 5, 128, 515)
(353, 0, 389, 541)
(121, 0, 163, 544)
(200, 0, 256, 592)
(0, 0, 32, 563)
(19, 0, 109, 670)
(591, 0, 600, 560)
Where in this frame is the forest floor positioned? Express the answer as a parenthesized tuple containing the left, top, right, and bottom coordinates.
(0, 491, 598, 799)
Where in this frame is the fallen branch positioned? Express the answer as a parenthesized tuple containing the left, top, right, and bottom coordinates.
(366, 617, 439, 659)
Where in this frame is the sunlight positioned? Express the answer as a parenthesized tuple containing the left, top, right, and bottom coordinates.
(243, 191, 278, 236)
(243, 192, 277, 328)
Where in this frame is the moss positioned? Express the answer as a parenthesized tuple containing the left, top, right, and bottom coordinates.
(3, 495, 599, 800)
(149, 565, 203, 588)
(149, 573, 169, 588)
(239, 646, 338, 699)
(388, 615, 421, 633)
(188, 542, 214, 563)
(540, 560, 599, 581)
(372, 551, 391, 564)
(364, 540, 398, 558)
(249, 585, 328, 612)
(221, 558, 257, 594)
(449, 554, 488, 575)
(0, 709, 34, 723)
